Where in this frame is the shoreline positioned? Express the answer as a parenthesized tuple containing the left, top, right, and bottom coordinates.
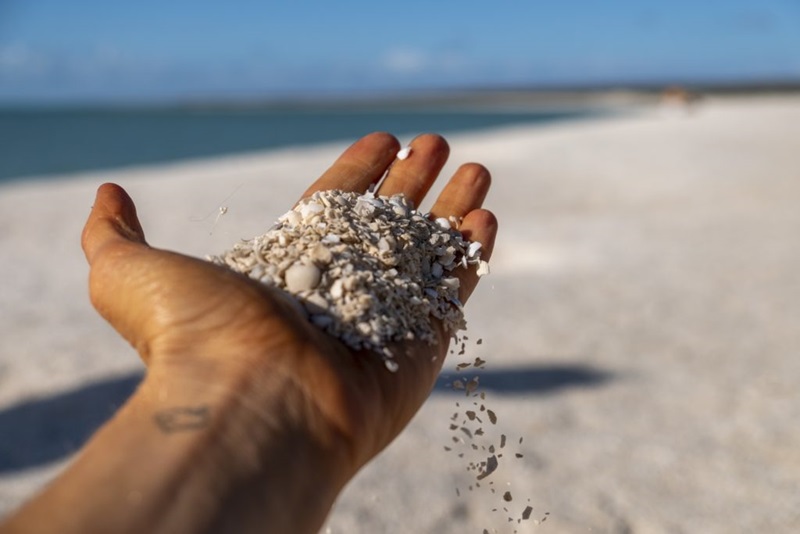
(2, 91, 795, 187)
(0, 104, 615, 184)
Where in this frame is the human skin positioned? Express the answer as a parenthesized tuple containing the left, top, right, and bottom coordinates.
(0, 132, 497, 534)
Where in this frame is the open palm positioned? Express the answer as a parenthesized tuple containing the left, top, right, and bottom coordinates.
(81, 132, 497, 475)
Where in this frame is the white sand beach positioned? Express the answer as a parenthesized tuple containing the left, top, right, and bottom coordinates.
(1, 95, 799, 532)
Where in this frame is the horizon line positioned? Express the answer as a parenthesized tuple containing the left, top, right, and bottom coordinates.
(2, 77, 800, 110)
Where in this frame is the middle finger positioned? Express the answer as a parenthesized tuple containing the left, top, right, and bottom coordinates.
(376, 133, 450, 208)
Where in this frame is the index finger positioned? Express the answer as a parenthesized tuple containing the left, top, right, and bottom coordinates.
(301, 132, 400, 200)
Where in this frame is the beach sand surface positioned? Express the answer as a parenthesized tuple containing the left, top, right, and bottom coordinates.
(1, 95, 799, 532)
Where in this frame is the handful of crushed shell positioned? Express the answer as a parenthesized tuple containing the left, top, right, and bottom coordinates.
(210, 189, 489, 369)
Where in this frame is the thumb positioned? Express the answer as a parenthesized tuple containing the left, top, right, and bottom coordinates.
(81, 183, 155, 356)
(82, 183, 147, 263)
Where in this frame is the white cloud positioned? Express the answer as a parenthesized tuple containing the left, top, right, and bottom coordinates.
(380, 47, 475, 81)
(382, 48, 428, 74)
(0, 43, 48, 75)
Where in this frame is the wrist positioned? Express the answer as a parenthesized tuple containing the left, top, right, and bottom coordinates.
(146, 329, 368, 473)
(4, 352, 353, 534)
(137, 359, 352, 534)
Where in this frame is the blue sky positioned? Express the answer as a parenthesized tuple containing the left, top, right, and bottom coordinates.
(1, 0, 799, 102)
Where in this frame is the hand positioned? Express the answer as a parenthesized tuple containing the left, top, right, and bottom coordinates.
(81, 132, 497, 490)
(0, 133, 497, 534)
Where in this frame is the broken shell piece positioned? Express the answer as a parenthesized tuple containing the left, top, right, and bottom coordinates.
(441, 277, 460, 291)
(299, 202, 324, 221)
(279, 211, 302, 226)
(439, 248, 456, 266)
(249, 264, 265, 279)
(448, 215, 462, 228)
(303, 292, 329, 312)
(284, 263, 322, 292)
(377, 237, 393, 253)
(329, 278, 344, 300)
(467, 241, 483, 258)
(465, 376, 480, 393)
(435, 217, 452, 230)
(392, 205, 409, 217)
(309, 243, 333, 265)
(397, 146, 412, 160)
(476, 260, 491, 277)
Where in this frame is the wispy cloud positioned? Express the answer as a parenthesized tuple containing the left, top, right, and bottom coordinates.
(0, 43, 166, 81)
(0, 43, 186, 100)
(0, 43, 49, 77)
(380, 47, 468, 76)
(382, 48, 428, 74)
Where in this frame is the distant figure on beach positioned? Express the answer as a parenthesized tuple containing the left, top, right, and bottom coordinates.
(0, 133, 497, 534)
(659, 85, 703, 115)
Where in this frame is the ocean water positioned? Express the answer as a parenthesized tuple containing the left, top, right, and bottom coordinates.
(0, 105, 599, 182)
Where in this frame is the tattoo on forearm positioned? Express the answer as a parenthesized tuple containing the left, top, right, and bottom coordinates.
(153, 405, 210, 433)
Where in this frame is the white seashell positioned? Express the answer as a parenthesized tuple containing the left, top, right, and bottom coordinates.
(330, 279, 344, 300)
(441, 277, 460, 290)
(299, 202, 324, 221)
(439, 249, 455, 266)
(355, 202, 376, 218)
(357, 322, 372, 335)
(343, 276, 357, 291)
(467, 241, 483, 258)
(250, 265, 265, 279)
(304, 292, 329, 311)
(435, 217, 452, 230)
(284, 263, 322, 292)
(279, 210, 302, 226)
(310, 243, 333, 265)
(393, 205, 409, 217)
(260, 274, 278, 286)
(377, 237, 392, 253)
(476, 260, 490, 277)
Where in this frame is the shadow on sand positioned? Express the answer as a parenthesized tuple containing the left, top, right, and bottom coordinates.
(0, 363, 610, 473)
(0, 373, 144, 474)
(434, 363, 611, 395)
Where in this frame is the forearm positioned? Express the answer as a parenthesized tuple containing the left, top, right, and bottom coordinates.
(1, 364, 350, 534)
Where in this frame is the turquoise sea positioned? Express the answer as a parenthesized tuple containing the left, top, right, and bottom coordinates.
(0, 104, 600, 183)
